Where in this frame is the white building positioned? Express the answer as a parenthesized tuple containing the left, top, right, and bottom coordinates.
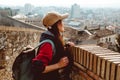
(99, 34, 117, 45)
(71, 4, 80, 19)
(24, 3, 34, 14)
(12, 14, 27, 22)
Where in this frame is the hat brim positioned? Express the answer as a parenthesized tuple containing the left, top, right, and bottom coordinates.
(60, 13, 69, 20)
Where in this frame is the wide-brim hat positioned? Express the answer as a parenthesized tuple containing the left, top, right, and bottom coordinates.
(42, 11, 69, 28)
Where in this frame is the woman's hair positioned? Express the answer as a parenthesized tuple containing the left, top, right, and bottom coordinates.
(48, 20, 65, 46)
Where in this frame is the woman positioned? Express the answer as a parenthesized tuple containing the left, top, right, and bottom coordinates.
(32, 11, 74, 80)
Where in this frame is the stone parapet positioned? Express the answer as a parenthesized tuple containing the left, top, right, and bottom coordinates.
(71, 45, 120, 80)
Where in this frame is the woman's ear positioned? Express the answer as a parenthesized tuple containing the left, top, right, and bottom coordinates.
(57, 21, 61, 27)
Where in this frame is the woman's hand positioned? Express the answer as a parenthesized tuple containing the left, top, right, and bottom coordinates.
(66, 41, 75, 47)
(57, 57, 69, 68)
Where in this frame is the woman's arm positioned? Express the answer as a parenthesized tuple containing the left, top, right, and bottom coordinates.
(42, 57, 69, 73)
(32, 43, 69, 73)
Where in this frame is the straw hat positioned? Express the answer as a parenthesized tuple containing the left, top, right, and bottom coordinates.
(42, 11, 69, 28)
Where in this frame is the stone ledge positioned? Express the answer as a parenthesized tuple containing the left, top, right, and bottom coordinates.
(0, 26, 44, 32)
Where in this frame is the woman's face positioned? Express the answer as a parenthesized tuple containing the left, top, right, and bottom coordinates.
(57, 21, 64, 32)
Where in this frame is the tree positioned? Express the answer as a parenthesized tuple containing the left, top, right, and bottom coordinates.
(115, 34, 120, 52)
(0, 7, 3, 10)
(4, 7, 12, 16)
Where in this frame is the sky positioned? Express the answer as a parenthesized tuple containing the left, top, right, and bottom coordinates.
(0, 0, 120, 8)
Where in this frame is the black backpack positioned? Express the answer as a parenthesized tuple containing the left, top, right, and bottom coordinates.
(12, 39, 55, 80)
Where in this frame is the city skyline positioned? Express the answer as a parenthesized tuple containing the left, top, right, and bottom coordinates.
(0, 0, 120, 8)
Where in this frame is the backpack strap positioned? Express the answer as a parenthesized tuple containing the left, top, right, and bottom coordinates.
(34, 39, 55, 56)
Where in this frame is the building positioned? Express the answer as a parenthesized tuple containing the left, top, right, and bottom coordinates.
(0, 10, 11, 16)
(71, 4, 80, 19)
(24, 3, 34, 15)
(12, 14, 27, 22)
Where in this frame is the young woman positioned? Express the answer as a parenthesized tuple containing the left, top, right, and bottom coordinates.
(32, 11, 74, 80)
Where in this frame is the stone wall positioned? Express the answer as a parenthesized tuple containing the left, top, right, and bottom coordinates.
(0, 15, 46, 30)
(0, 26, 43, 80)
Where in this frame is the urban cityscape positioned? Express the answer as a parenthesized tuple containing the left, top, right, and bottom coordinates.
(1, 3, 120, 47)
(0, 1, 120, 80)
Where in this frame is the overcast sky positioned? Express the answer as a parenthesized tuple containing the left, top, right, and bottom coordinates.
(0, 0, 120, 8)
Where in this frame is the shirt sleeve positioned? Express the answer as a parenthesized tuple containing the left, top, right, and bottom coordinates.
(32, 42, 53, 73)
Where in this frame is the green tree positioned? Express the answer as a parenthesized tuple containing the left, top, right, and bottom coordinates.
(0, 7, 3, 10)
(116, 34, 120, 52)
(4, 7, 12, 16)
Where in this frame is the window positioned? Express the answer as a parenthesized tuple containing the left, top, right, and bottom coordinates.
(106, 38, 108, 42)
(109, 38, 111, 42)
